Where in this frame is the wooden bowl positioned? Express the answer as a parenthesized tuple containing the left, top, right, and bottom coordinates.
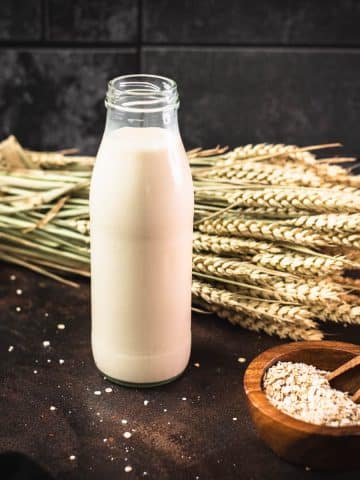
(243, 341, 360, 471)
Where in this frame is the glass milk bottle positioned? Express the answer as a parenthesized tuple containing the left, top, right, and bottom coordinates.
(90, 74, 194, 386)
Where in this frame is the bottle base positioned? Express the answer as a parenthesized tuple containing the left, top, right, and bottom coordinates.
(92, 335, 191, 387)
(98, 368, 185, 388)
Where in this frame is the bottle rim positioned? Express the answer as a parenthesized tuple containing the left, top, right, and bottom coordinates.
(105, 74, 179, 113)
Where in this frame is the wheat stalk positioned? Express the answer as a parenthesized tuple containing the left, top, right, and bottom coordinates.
(261, 279, 341, 304)
(194, 220, 354, 264)
(194, 162, 324, 187)
(283, 213, 360, 233)
(225, 188, 360, 214)
(192, 232, 281, 255)
(197, 215, 360, 248)
(191, 279, 314, 325)
(192, 254, 288, 286)
(312, 163, 360, 187)
(228, 206, 312, 218)
(206, 304, 323, 341)
(331, 275, 360, 290)
(193, 252, 344, 302)
(25, 151, 94, 170)
(311, 302, 360, 324)
(224, 143, 317, 164)
(251, 251, 347, 276)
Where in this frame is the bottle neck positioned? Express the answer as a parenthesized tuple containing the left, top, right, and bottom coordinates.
(103, 74, 180, 135)
(104, 104, 180, 135)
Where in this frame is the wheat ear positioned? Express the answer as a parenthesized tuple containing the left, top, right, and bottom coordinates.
(192, 254, 289, 286)
(311, 302, 360, 324)
(195, 162, 323, 187)
(283, 214, 360, 233)
(226, 188, 360, 214)
(197, 216, 360, 249)
(192, 232, 281, 255)
(251, 251, 346, 276)
(202, 303, 323, 341)
(225, 143, 316, 165)
(192, 279, 314, 325)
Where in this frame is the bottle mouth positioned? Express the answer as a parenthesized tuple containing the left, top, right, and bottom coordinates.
(105, 74, 179, 113)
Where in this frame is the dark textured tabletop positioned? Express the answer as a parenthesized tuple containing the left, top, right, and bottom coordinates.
(0, 264, 359, 480)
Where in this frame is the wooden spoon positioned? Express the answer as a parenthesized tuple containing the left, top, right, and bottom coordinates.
(326, 355, 360, 403)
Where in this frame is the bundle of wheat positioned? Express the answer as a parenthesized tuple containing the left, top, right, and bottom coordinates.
(1, 135, 359, 340)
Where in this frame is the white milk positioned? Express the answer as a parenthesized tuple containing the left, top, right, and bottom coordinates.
(90, 126, 193, 385)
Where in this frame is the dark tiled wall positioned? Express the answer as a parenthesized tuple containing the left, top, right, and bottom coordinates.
(0, 0, 359, 154)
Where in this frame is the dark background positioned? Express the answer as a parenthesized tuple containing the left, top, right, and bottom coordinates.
(1, 0, 360, 154)
(1, 3, 360, 479)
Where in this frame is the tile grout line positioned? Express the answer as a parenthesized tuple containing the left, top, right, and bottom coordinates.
(140, 44, 360, 52)
(137, 0, 143, 72)
(0, 44, 138, 52)
(40, 0, 48, 42)
(0, 43, 359, 52)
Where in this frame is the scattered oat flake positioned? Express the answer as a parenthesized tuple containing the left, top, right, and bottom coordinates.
(8, 345, 14, 352)
(57, 323, 65, 330)
(16, 289, 23, 295)
(124, 466, 133, 473)
(123, 431, 132, 439)
(44, 312, 49, 317)
(42, 341, 50, 348)
(50, 406, 56, 411)
(94, 390, 101, 395)
(103, 438, 108, 443)
(59, 359, 65, 365)
(163, 408, 167, 412)
(121, 419, 128, 424)
(305, 466, 311, 471)
(33, 370, 38, 374)
(105, 387, 112, 393)
(232, 417, 237, 421)
(143, 400, 149, 406)
(47, 359, 51, 363)
(181, 397, 187, 401)
(194, 362, 200, 368)
(69, 455, 76, 461)
(237, 357, 246, 363)
(10, 274, 16, 281)
(15, 306, 21, 312)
